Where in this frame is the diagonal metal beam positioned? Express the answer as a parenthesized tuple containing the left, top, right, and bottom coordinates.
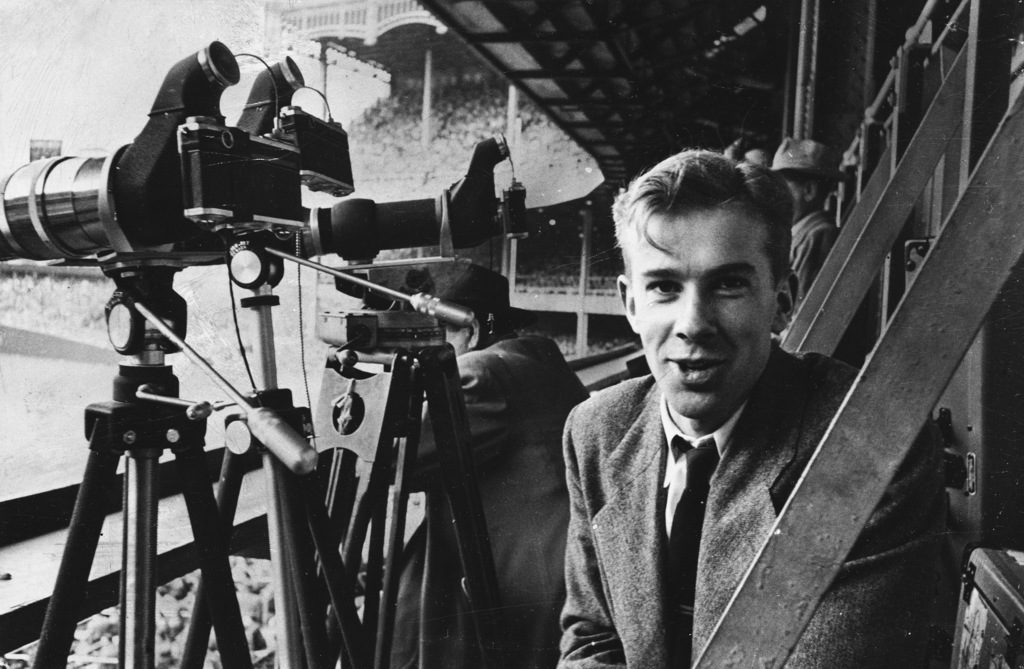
(695, 55, 1024, 669)
(783, 45, 967, 354)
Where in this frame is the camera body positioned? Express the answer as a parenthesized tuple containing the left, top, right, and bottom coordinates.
(279, 107, 354, 197)
(179, 116, 304, 232)
(318, 310, 445, 350)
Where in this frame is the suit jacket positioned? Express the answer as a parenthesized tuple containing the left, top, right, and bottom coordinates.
(393, 335, 589, 669)
(559, 346, 946, 668)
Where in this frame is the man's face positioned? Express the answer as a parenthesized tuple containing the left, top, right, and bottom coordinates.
(781, 172, 815, 222)
(444, 322, 476, 356)
(619, 205, 792, 434)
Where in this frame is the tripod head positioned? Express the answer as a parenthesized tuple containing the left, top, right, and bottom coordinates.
(102, 259, 189, 364)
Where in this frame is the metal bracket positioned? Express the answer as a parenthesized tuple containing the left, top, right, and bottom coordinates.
(904, 237, 933, 276)
(937, 408, 968, 490)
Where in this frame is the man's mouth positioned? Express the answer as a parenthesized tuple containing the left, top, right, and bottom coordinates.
(671, 358, 726, 383)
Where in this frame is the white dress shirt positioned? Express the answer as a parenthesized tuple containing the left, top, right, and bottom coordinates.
(661, 398, 746, 536)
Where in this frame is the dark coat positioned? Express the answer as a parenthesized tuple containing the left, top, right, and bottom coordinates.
(559, 346, 946, 667)
(392, 335, 589, 669)
(791, 209, 838, 303)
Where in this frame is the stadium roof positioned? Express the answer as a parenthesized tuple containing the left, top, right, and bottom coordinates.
(271, 0, 788, 184)
(414, 0, 787, 183)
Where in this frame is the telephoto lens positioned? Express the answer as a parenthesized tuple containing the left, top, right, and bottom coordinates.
(0, 154, 117, 260)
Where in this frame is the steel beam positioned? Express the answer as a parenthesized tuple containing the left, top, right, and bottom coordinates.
(783, 45, 967, 354)
(695, 57, 1024, 669)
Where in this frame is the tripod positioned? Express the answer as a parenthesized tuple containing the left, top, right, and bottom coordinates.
(31, 265, 255, 668)
(29, 250, 505, 669)
(313, 343, 505, 669)
(30, 262, 364, 669)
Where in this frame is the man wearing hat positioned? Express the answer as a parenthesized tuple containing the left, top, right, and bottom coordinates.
(392, 263, 589, 669)
(771, 137, 842, 305)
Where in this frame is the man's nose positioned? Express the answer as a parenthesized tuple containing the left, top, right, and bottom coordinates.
(673, 288, 715, 340)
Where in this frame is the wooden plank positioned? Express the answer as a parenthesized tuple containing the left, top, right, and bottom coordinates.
(783, 45, 967, 354)
(695, 67, 1024, 668)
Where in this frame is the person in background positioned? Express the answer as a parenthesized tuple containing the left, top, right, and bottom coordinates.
(558, 149, 945, 667)
(392, 263, 589, 669)
(771, 137, 843, 305)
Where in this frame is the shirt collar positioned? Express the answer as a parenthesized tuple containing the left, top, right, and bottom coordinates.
(660, 396, 745, 486)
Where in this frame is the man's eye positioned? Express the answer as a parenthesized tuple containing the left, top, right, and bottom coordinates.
(714, 276, 749, 292)
(648, 280, 681, 295)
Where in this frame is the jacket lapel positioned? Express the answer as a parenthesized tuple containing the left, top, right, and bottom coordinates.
(692, 346, 814, 656)
(591, 385, 670, 666)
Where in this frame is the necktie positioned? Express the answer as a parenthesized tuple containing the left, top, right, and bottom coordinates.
(666, 435, 719, 664)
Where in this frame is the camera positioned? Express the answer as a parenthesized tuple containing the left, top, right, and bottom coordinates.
(0, 42, 349, 263)
(0, 42, 528, 271)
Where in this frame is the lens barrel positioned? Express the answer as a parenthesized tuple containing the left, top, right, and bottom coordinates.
(0, 155, 115, 260)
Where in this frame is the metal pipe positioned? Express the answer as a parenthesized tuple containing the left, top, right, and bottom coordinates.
(266, 247, 474, 327)
(251, 284, 279, 390)
(122, 448, 160, 669)
(263, 455, 305, 669)
(247, 285, 304, 669)
(793, 0, 813, 138)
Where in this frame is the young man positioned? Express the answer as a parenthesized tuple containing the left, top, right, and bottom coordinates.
(392, 263, 589, 669)
(558, 150, 945, 667)
(771, 137, 842, 305)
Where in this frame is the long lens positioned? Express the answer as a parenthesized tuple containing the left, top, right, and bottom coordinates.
(0, 42, 245, 262)
(0, 154, 118, 261)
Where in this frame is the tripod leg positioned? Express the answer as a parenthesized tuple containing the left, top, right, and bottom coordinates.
(180, 449, 249, 669)
(373, 433, 418, 669)
(264, 454, 306, 669)
(33, 443, 120, 669)
(175, 445, 253, 669)
(122, 446, 161, 669)
(281, 471, 329, 668)
(362, 490, 388, 649)
(418, 347, 504, 669)
(301, 471, 371, 669)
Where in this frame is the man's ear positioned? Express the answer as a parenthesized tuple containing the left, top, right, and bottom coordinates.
(804, 179, 822, 206)
(467, 317, 481, 350)
(618, 274, 641, 334)
(771, 271, 798, 334)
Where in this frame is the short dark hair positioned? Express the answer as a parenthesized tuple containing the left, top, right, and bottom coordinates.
(613, 149, 793, 281)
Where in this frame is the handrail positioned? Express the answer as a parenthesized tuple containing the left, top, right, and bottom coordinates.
(784, 45, 967, 354)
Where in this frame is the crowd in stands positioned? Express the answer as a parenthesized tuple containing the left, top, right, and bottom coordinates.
(513, 205, 621, 292)
(0, 270, 110, 347)
(346, 75, 598, 209)
(347, 77, 511, 201)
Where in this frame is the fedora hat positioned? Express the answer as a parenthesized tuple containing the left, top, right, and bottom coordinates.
(440, 263, 536, 330)
(771, 137, 842, 181)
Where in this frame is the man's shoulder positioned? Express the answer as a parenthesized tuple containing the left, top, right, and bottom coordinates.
(793, 210, 838, 242)
(771, 347, 858, 411)
(792, 348, 857, 389)
(570, 375, 657, 431)
(459, 335, 566, 375)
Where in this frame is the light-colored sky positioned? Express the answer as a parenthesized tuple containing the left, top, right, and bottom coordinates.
(0, 0, 388, 174)
(0, 0, 385, 496)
